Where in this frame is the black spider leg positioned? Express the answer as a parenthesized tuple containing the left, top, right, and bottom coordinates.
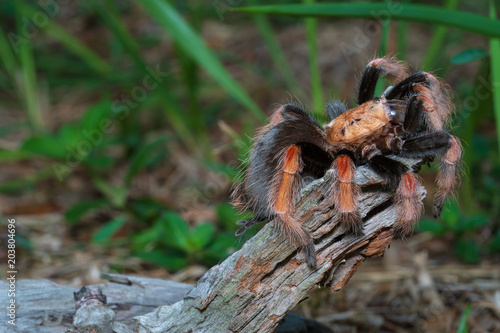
(358, 64, 383, 104)
(368, 155, 409, 190)
(325, 100, 347, 120)
(235, 216, 266, 236)
(399, 131, 452, 160)
(403, 95, 424, 133)
(386, 72, 428, 100)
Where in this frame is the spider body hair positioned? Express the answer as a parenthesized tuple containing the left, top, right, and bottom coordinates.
(232, 57, 462, 268)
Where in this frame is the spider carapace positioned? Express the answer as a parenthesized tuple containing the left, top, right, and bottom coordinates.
(232, 57, 462, 268)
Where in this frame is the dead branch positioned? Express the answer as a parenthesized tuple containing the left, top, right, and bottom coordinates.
(116, 164, 423, 332)
(0, 163, 423, 333)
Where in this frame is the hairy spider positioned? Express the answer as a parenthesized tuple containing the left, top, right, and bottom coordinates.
(232, 57, 462, 267)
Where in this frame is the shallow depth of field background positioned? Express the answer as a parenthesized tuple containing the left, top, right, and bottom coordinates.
(0, 0, 499, 331)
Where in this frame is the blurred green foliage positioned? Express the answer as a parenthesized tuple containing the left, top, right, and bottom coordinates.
(0, 0, 499, 270)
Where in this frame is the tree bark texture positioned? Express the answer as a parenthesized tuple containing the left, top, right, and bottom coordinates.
(0, 162, 424, 333)
(122, 164, 424, 332)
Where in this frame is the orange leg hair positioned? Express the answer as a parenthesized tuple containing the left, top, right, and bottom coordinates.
(368, 57, 408, 82)
(433, 135, 462, 217)
(331, 155, 362, 233)
(413, 73, 452, 131)
(394, 172, 424, 237)
(270, 145, 315, 266)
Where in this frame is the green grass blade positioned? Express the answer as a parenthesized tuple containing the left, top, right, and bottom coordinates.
(140, 0, 265, 122)
(0, 25, 18, 77)
(456, 304, 471, 333)
(235, 3, 500, 38)
(303, 0, 323, 115)
(421, 0, 460, 70)
(379, 0, 391, 57)
(396, 0, 410, 59)
(89, 0, 145, 68)
(15, 1, 112, 75)
(15, 4, 44, 134)
(490, 0, 500, 153)
(375, 0, 391, 96)
(252, 14, 306, 101)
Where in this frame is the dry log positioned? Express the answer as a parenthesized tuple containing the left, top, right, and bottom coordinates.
(116, 163, 424, 332)
(0, 161, 423, 332)
(0, 273, 192, 332)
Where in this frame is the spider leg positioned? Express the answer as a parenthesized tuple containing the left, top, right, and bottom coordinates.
(385, 72, 427, 100)
(365, 154, 423, 236)
(235, 216, 266, 236)
(433, 135, 462, 217)
(398, 132, 462, 219)
(368, 154, 409, 189)
(394, 171, 425, 237)
(412, 73, 452, 131)
(400, 131, 452, 158)
(403, 95, 424, 133)
(330, 154, 362, 233)
(358, 56, 407, 104)
(270, 144, 316, 267)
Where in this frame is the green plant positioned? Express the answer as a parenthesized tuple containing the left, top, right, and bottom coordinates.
(417, 201, 490, 263)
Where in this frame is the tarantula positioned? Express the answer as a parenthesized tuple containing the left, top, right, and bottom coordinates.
(232, 57, 461, 267)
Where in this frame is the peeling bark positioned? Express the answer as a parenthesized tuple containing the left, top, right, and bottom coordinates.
(120, 164, 423, 333)
(0, 163, 423, 333)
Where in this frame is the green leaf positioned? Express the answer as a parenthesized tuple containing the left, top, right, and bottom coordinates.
(216, 203, 246, 230)
(159, 211, 191, 251)
(450, 48, 488, 65)
(0, 148, 35, 162)
(128, 198, 169, 222)
(131, 221, 164, 251)
(487, 230, 500, 253)
(58, 124, 85, 150)
(454, 237, 480, 264)
(21, 135, 66, 159)
(80, 100, 112, 133)
(191, 223, 215, 249)
(125, 138, 167, 186)
(458, 214, 489, 232)
(135, 249, 187, 270)
(92, 175, 128, 208)
(140, 0, 265, 122)
(236, 3, 500, 38)
(92, 216, 127, 243)
(457, 304, 471, 333)
(441, 200, 461, 230)
(416, 219, 446, 236)
(65, 199, 109, 224)
(207, 232, 236, 258)
(85, 155, 115, 170)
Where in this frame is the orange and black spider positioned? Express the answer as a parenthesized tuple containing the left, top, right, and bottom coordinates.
(232, 57, 462, 268)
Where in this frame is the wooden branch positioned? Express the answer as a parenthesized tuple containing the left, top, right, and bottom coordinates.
(118, 163, 424, 332)
(0, 274, 192, 333)
(0, 162, 423, 332)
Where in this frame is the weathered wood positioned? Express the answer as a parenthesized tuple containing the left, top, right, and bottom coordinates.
(1, 163, 423, 333)
(117, 164, 424, 332)
(0, 273, 192, 332)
